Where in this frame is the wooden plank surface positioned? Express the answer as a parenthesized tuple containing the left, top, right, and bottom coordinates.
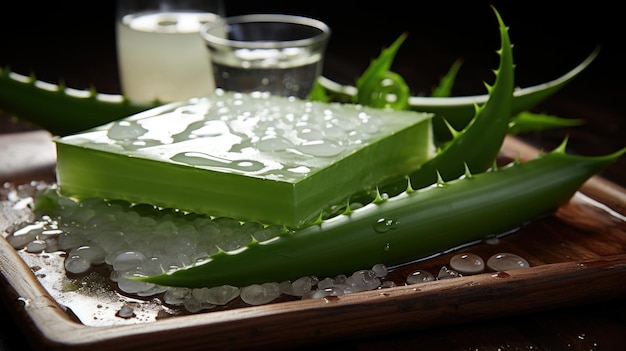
(1, 131, 626, 350)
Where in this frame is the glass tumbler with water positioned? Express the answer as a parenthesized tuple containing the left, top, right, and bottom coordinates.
(200, 14, 331, 99)
(116, 0, 225, 103)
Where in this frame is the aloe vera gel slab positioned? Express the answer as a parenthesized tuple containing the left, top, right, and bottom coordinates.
(54, 90, 433, 227)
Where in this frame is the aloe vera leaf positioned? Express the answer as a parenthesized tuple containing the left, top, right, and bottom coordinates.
(364, 71, 411, 110)
(391, 5, 513, 192)
(0, 68, 158, 136)
(139, 140, 626, 288)
(428, 46, 600, 140)
(431, 58, 463, 98)
(508, 111, 585, 135)
(328, 6, 511, 205)
(318, 46, 599, 131)
(355, 32, 410, 109)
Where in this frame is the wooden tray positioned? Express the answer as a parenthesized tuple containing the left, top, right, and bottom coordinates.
(1, 132, 626, 351)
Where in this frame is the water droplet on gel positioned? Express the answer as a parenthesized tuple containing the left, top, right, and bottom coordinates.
(297, 127, 324, 142)
(171, 152, 267, 173)
(255, 136, 292, 152)
(373, 218, 398, 233)
(107, 120, 148, 140)
(287, 166, 311, 174)
(296, 140, 345, 157)
(190, 120, 229, 137)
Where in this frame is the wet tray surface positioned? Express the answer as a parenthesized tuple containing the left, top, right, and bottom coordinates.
(1, 134, 626, 351)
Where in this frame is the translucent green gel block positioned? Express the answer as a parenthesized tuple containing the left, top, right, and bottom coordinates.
(55, 91, 434, 227)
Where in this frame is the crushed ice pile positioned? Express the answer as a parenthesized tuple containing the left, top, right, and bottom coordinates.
(3, 182, 530, 313)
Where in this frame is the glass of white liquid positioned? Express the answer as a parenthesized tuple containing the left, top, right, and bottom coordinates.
(200, 14, 331, 99)
(116, 0, 225, 103)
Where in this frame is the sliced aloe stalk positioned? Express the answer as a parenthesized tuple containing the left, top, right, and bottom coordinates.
(54, 91, 434, 228)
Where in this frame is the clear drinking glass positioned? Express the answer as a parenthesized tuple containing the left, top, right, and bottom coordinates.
(116, 0, 225, 103)
(200, 14, 331, 99)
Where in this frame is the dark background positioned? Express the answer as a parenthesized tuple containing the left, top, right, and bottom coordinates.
(1, 1, 625, 350)
(1, 0, 623, 94)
